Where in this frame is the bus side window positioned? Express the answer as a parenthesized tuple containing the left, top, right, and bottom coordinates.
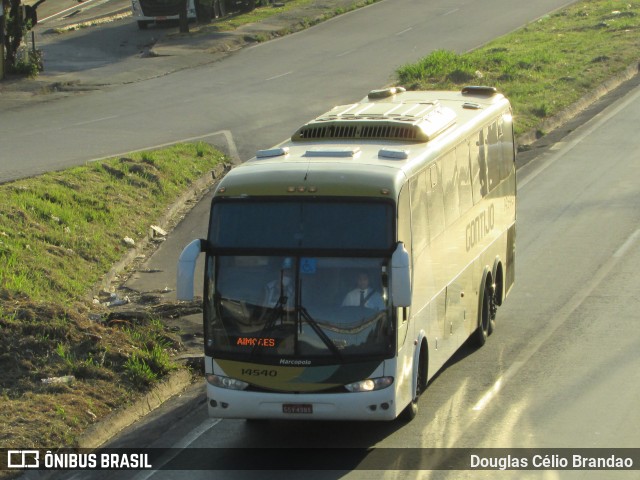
(410, 174, 429, 256)
(427, 163, 445, 240)
(457, 141, 474, 215)
(487, 121, 502, 190)
(397, 185, 412, 260)
(442, 149, 460, 227)
(470, 130, 488, 204)
(499, 115, 516, 179)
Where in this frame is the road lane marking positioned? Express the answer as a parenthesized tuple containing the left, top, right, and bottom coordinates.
(336, 49, 355, 57)
(396, 27, 413, 36)
(131, 418, 222, 480)
(39, 0, 103, 23)
(71, 115, 120, 127)
(174, 418, 223, 448)
(265, 71, 293, 82)
(519, 84, 640, 190)
(442, 8, 460, 16)
(613, 228, 640, 258)
(471, 226, 640, 413)
(86, 129, 242, 165)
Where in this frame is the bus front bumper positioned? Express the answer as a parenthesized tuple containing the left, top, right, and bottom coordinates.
(206, 384, 400, 421)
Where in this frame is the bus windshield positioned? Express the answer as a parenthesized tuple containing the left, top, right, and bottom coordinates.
(208, 199, 394, 250)
(206, 256, 394, 363)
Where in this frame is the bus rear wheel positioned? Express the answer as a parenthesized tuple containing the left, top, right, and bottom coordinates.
(473, 280, 492, 347)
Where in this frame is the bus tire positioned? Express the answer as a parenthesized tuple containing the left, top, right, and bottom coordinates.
(488, 263, 502, 335)
(400, 345, 427, 422)
(473, 277, 492, 347)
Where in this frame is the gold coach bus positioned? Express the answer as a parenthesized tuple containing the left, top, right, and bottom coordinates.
(178, 86, 516, 421)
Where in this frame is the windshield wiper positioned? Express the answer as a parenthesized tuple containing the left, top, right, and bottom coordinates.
(299, 307, 342, 360)
(249, 294, 288, 359)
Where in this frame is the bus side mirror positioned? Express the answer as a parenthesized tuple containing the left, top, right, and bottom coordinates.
(391, 242, 411, 307)
(177, 239, 204, 300)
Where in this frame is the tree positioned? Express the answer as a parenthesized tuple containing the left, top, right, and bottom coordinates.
(3, 0, 23, 72)
(2, 0, 40, 75)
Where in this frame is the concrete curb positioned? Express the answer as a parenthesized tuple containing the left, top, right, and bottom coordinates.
(94, 161, 230, 297)
(76, 163, 230, 450)
(77, 369, 195, 449)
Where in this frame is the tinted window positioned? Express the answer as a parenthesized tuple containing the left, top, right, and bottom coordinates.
(210, 200, 394, 250)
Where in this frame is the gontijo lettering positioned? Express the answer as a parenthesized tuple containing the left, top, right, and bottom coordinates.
(466, 203, 495, 251)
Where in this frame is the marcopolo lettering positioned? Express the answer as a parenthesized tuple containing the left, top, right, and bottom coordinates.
(466, 203, 495, 252)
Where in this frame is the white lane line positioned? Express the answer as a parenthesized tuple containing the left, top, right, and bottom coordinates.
(396, 27, 413, 36)
(336, 49, 355, 57)
(71, 115, 120, 127)
(86, 129, 242, 165)
(265, 71, 293, 82)
(519, 84, 640, 190)
(472, 226, 640, 412)
(131, 418, 222, 480)
(613, 229, 640, 258)
(38, 0, 103, 23)
(174, 418, 223, 449)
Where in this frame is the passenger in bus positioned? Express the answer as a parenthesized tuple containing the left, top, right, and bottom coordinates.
(342, 272, 385, 310)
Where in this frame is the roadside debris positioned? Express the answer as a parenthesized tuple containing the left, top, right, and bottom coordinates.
(42, 375, 76, 385)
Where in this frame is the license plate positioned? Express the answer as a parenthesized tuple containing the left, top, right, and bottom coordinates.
(283, 404, 313, 414)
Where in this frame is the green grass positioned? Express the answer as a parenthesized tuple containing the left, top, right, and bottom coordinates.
(0, 143, 225, 449)
(0, 143, 222, 304)
(396, 0, 640, 136)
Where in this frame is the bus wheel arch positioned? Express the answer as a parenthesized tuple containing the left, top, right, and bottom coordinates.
(400, 338, 428, 422)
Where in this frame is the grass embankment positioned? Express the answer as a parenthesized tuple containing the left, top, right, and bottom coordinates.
(0, 143, 225, 449)
(396, 0, 640, 139)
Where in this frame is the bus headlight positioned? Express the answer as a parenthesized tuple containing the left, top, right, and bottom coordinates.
(206, 374, 249, 391)
(345, 376, 394, 392)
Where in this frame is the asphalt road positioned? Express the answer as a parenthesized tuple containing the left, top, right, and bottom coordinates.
(1, 0, 575, 182)
(59, 78, 640, 479)
(4, 0, 639, 476)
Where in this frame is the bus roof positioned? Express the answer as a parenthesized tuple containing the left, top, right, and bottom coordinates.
(215, 87, 512, 199)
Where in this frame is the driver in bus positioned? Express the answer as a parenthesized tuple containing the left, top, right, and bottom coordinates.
(342, 272, 385, 310)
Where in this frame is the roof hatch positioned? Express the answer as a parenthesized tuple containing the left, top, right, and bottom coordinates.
(292, 101, 456, 143)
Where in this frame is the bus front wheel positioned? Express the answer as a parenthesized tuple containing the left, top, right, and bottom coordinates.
(400, 347, 426, 422)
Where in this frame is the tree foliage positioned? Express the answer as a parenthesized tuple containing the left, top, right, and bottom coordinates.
(2, 0, 38, 75)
